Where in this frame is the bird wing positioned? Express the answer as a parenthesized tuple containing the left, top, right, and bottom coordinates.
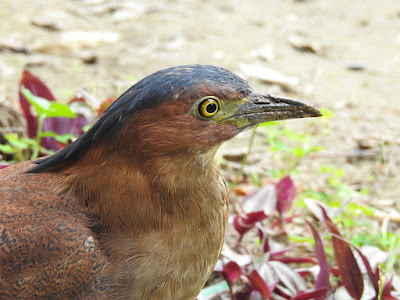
(0, 161, 107, 299)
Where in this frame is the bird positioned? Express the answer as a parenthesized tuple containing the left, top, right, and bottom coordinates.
(0, 64, 321, 299)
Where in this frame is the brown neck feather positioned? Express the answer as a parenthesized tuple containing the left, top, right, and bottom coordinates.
(58, 102, 233, 234)
(59, 139, 222, 236)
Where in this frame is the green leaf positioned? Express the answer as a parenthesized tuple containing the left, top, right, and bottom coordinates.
(6, 138, 30, 150)
(259, 120, 280, 127)
(288, 234, 315, 245)
(0, 144, 15, 153)
(21, 87, 77, 118)
(83, 124, 91, 132)
(1, 134, 37, 151)
(270, 141, 293, 152)
(320, 108, 334, 119)
(292, 147, 305, 158)
(40, 131, 75, 144)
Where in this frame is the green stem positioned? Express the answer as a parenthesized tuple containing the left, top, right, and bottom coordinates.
(235, 127, 257, 184)
(31, 114, 46, 160)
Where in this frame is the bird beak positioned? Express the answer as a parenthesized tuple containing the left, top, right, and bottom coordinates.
(226, 93, 322, 129)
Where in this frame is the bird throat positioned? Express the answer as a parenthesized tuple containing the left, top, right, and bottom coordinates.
(59, 146, 228, 299)
(60, 145, 224, 232)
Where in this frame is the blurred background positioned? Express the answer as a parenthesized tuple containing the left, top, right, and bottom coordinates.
(1, 0, 400, 298)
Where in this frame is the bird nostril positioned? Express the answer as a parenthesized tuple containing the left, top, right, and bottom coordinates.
(251, 94, 272, 105)
(254, 99, 271, 104)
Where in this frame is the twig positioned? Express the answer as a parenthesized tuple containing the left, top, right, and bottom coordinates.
(372, 209, 400, 224)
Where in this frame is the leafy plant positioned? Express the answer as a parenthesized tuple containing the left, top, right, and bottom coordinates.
(0, 70, 114, 164)
(19, 87, 77, 158)
(199, 177, 399, 300)
(258, 118, 327, 177)
(0, 133, 51, 163)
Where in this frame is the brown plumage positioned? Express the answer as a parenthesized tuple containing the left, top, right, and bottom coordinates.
(0, 65, 321, 299)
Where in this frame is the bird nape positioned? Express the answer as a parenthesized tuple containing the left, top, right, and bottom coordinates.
(0, 64, 321, 299)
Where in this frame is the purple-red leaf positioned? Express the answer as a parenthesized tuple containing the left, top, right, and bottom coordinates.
(350, 245, 379, 294)
(297, 270, 312, 278)
(293, 288, 329, 300)
(320, 206, 364, 300)
(271, 256, 318, 265)
(19, 70, 89, 152)
(246, 270, 272, 299)
(19, 70, 56, 138)
(222, 261, 243, 283)
(306, 221, 330, 300)
(275, 176, 296, 214)
(43, 114, 87, 136)
(0, 162, 10, 169)
(234, 211, 268, 236)
(39, 115, 88, 152)
(383, 294, 399, 300)
(269, 249, 290, 257)
(382, 276, 398, 300)
(337, 243, 394, 298)
(257, 225, 270, 253)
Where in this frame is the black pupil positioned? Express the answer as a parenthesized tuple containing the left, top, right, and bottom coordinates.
(206, 102, 217, 114)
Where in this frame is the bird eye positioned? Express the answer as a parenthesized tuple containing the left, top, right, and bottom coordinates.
(198, 97, 220, 118)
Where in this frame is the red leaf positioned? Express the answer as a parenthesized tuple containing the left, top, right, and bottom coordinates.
(0, 162, 10, 169)
(19, 70, 89, 152)
(234, 211, 268, 236)
(330, 267, 340, 277)
(269, 249, 290, 257)
(271, 256, 318, 265)
(257, 226, 270, 253)
(293, 288, 329, 300)
(297, 270, 312, 278)
(320, 206, 364, 300)
(42, 115, 88, 151)
(222, 261, 243, 283)
(246, 270, 272, 299)
(382, 276, 398, 300)
(383, 294, 399, 300)
(19, 70, 56, 138)
(348, 245, 379, 294)
(382, 276, 394, 298)
(306, 221, 330, 300)
(275, 176, 296, 214)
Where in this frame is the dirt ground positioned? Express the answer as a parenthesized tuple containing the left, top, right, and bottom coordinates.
(1, 0, 399, 226)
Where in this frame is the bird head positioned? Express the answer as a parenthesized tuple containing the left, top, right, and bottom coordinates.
(30, 65, 321, 173)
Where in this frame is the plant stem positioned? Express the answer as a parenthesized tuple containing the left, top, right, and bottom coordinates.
(235, 127, 257, 184)
(31, 114, 45, 159)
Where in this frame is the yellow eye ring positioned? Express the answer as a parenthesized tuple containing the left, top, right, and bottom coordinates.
(198, 97, 220, 118)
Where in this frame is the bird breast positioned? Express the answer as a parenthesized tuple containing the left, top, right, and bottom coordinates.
(97, 164, 228, 300)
